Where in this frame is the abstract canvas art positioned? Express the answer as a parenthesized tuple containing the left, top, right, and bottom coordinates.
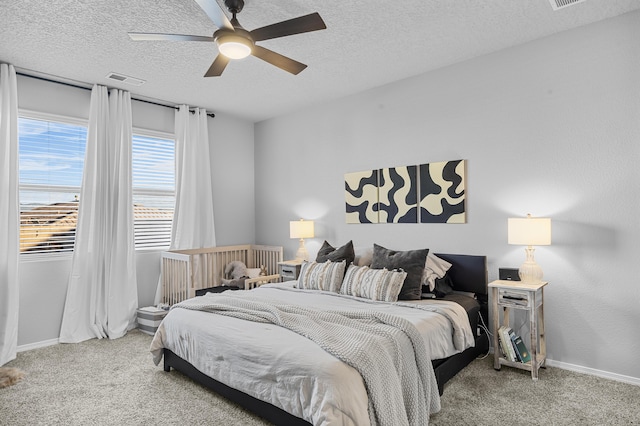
(345, 170, 379, 224)
(419, 160, 466, 223)
(345, 159, 466, 224)
(378, 166, 418, 223)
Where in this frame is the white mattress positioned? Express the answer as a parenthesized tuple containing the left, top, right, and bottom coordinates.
(150, 282, 474, 426)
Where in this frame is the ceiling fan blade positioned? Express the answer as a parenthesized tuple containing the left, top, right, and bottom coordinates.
(251, 45, 307, 75)
(128, 33, 215, 42)
(194, 0, 233, 30)
(250, 12, 326, 42)
(204, 54, 230, 77)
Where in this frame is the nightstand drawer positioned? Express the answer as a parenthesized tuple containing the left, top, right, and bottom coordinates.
(497, 287, 542, 308)
(278, 261, 302, 281)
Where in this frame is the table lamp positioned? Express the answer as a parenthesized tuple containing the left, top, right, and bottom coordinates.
(290, 219, 314, 261)
(508, 214, 551, 282)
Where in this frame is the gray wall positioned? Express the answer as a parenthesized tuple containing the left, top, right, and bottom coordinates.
(16, 75, 255, 347)
(254, 11, 640, 381)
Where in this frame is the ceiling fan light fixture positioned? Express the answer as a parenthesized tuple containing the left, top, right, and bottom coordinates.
(217, 34, 252, 59)
(130, 0, 326, 76)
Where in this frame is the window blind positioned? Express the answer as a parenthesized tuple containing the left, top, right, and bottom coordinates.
(18, 115, 176, 255)
(18, 116, 86, 254)
(132, 133, 175, 250)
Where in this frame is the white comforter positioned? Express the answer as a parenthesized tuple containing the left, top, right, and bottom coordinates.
(150, 282, 475, 426)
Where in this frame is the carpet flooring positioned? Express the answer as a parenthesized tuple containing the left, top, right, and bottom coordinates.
(1, 329, 638, 425)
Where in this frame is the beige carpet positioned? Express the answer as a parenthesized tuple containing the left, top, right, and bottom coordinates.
(1, 329, 638, 425)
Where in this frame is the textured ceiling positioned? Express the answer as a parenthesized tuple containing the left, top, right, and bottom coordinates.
(1, 0, 639, 122)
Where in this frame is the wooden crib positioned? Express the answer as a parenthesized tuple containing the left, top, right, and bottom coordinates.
(160, 244, 283, 305)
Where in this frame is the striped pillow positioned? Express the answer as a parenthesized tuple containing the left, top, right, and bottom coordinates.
(296, 260, 346, 293)
(340, 264, 407, 302)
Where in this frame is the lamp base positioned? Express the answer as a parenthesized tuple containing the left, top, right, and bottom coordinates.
(295, 239, 309, 262)
(519, 246, 544, 283)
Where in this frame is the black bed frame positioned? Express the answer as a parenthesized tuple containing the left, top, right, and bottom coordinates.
(163, 253, 489, 426)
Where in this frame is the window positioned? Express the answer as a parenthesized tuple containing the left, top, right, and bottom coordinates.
(19, 114, 87, 254)
(132, 132, 175, 250)
(18, 112, 175, 255)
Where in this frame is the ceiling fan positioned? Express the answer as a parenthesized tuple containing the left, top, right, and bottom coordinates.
(128, 0, 326, 77)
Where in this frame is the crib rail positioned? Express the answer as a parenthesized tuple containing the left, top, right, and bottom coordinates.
(160, 244, 283, 305)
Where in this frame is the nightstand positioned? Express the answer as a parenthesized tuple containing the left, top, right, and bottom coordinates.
(278, 260, 303, 281)
(489, 279, 547, 380)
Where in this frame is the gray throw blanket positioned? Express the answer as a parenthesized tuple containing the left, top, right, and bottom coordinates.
(173, 293, 441, 426)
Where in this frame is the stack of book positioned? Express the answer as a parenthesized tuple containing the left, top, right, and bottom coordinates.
(498, 326, 532, 363)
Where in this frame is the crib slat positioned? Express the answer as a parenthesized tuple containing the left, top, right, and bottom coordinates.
(160, 244, 283, 305)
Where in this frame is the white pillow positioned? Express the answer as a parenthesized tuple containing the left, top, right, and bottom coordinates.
(340, 264, 406, 302)
(422, 253, 452, 292)
(247, 268, 261, 279)
(296, 260, 346, 293)
(353, 246, 373, 266)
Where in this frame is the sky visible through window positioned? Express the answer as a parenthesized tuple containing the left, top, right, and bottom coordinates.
(19, 117, 86, 207)
(18, 117, 175, 208)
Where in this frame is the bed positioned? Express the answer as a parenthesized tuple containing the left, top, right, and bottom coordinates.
(151, 248, 489, 426)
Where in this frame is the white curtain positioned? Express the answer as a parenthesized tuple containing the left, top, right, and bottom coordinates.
(154, 106, 216, 304)
(0, 63, 20, 366)
(59, 86, 138, 343)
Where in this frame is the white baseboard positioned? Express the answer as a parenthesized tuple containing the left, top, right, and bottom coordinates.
(17, 338, 59, 353)
(545, 358, 640, 387)
(488, 348, 639, 386)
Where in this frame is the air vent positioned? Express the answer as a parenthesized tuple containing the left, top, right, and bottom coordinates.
(105, 72, 146, 86)
(548, 0, 587, 10)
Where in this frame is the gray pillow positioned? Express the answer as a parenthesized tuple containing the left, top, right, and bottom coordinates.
(315, 240, 355, 266)
(370, 244, 429, 300)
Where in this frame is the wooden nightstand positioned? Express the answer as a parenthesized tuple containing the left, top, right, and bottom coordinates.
(489, 279, 547, 380)
(278, 260, 303, 281)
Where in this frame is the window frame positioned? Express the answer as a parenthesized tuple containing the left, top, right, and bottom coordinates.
(18, 110, 88, 260)
(17, 109, 176, 260)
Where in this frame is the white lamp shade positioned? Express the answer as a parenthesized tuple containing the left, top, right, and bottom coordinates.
(508, 215, 551, 246)
(290, 220, 315, 239)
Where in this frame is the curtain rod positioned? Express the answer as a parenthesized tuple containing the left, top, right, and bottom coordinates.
(15, 71, 215, 118)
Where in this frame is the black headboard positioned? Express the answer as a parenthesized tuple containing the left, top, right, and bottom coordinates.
(435, 253, 488, 296)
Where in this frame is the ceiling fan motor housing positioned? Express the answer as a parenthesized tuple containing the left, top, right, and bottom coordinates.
(224, 0, 244, 14)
